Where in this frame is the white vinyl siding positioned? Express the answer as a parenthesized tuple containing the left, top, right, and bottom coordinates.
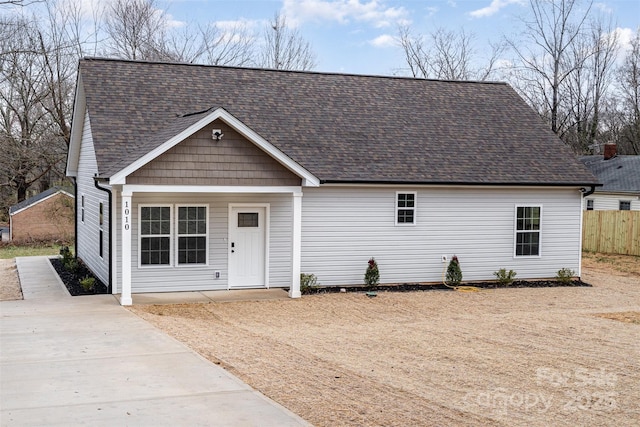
(75, 111, 109, 285)
(114, 192, 292, 293)
(301, 186, 583, 286)
(584, 194, 640, 210)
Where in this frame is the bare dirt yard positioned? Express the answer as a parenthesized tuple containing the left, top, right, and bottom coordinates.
(0, 259, 22, 301)
(129, 253, 640, 427)
(2, 253, 637, 425)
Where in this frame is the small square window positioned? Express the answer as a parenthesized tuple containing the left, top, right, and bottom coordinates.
(396, 193, 416, 225)
(619, 200, 631, 211)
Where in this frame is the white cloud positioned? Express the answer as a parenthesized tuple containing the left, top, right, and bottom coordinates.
(283, 0, 409, 28)
(469, 0, 524, 18)
(612, 27, 635, 56)
(594, 2, 613, 14)
(369, 33, 396, 48)
(425, 6, 439, 17)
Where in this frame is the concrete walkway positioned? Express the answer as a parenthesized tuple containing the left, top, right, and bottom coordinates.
(0, 256, 309, 426)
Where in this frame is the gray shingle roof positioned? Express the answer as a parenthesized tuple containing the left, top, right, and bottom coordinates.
(579, 155, 640, 193)
(9, 187, 74, 215)
(78, 57, 597, 186)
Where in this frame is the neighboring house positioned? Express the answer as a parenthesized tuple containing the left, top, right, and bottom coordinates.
(580, 144, 640, 211)
(67, 58, 598, 305)
(9, 187, 75, 242)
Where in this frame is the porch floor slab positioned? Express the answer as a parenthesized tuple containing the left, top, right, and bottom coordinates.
(127, 288, 290, 305)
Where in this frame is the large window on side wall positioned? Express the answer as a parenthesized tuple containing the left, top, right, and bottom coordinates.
(515, 206, 541, 257)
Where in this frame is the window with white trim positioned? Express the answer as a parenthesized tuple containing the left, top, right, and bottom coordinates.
(81, 195, 85, 223)
(140, 206, 171, 265)
(396, 192, 416, 225)
(515, 206, 541, 257)
(586, 199, 594, 210)
(619, 200, 631, 210)
(177, 206, 207, 264)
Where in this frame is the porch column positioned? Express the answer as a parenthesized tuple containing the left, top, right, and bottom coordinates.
(120, 190, 133, 305)
(289, 191, 302, 298)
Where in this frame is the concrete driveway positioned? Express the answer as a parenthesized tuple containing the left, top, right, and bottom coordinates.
(0, 256, 309, 426)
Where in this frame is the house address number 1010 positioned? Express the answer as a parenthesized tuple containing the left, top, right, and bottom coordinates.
(123, 201, 130, 230)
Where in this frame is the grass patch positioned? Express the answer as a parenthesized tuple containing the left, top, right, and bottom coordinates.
(582, 251, 640, 276)
(595, 312, 640, 325)
(0, 243, 73, 259)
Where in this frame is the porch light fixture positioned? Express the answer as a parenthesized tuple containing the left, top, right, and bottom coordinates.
(212, 129, 224, 141)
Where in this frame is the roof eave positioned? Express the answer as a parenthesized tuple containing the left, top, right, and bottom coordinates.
(319, 180, 602, 187)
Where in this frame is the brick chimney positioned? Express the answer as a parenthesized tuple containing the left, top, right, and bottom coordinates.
(603, 143, 617, 160)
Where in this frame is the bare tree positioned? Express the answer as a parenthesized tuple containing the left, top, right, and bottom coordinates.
(0, 0, 81, 210)
(104, 0, 168, 60)
(564, 16, 619, 152)
(507, 0, 593, 136)
(0, 15, 67, 204)
(398, 25, 503, 81)
(157, 22, 254, 66)
(259, 12, 316, 71)
(616, 28, 640, 154)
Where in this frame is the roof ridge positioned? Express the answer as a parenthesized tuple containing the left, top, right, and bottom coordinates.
(80, 56, 508, 86)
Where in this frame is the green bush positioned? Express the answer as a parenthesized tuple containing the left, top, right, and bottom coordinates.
(60, 246, 73, 263)
(60, 246, 79, 273)
(364, 257, 380, 289)
(556, 268, 575, 284)
(445, 255, 463, 286)
(300, 273, 319, 294)
(80, 276, 96, 292)
(494, 268, 517, 285)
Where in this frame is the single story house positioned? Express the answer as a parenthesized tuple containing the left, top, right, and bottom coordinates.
(67, 58, 598, 305)
(579, 144, 640, 210)
(8, 187, 74, 242)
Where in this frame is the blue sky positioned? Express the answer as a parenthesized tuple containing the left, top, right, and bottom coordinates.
(155, 0, 640, 76)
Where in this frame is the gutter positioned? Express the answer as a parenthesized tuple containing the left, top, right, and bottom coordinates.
(319, 179, 602, 187)
(93, 176, 113, 294)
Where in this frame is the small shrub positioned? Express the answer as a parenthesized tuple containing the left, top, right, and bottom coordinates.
(60, 246, 73, 264)
(80, 276, 96, 292)
(445, 255, 463, 286)
(63, 258, 79, 273)
(494, 268, 517, 286)
(300, 273, 319, 294)
(556, 268, 575, 284)
(364, 257, 380, 289)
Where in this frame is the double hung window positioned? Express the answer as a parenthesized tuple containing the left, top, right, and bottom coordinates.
(140, 206, 171, 265)
(177, 206, 207, 264)
(515, 206, 541, 257)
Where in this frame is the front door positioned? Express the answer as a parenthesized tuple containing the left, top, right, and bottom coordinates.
(229, 206, 266, 288)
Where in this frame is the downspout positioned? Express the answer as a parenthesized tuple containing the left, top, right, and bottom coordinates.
(94, 176, 113, 294)
(581, 185, 596, 198)
(70, 177, 78, 257)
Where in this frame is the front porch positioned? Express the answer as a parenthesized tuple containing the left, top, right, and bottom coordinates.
(114, 185, 303, 305)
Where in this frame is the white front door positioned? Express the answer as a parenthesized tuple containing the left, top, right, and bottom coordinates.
(229, 206, 266, 288)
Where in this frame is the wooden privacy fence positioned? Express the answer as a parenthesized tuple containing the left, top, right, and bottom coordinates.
(582, 211, 640, 256)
